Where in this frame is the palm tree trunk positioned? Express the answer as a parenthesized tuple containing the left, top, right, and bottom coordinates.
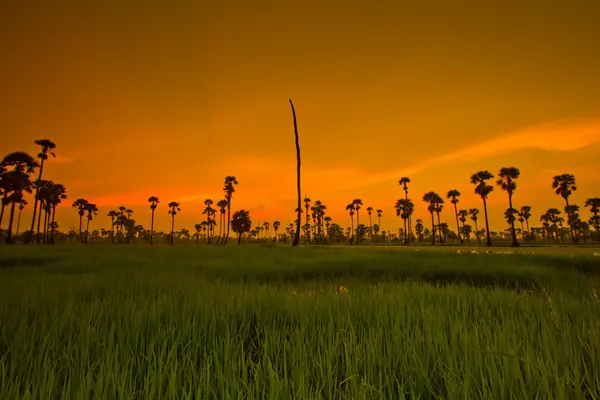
(43, 207, 49, 244)
(473, 220, 480, 244)
(453, 204, 462, 244)
(508, 194, 519, 247)
(355, 210, 360, 244)
(15, 207, 23, 237)
(0, 199, 6, 229)
(290, 99, 302, 247)
(78, 215, 83, 243)
(150, 209, 155, 245)
(24, 160, 45, 244)
(564, 198, 577, 244)
(5, 199, 18, 244)
(224, 202, 232, 244)
(170, 216, 175, 245)
(430, 211, 436, 245)
(36, 201, 44, 244)
(237, 233, 242, 245)
(403, 215, 408, 244)
(85, 218, 91, 243)
(482, 198, 492, 246)
(50, 205, 57, 244)
(436, 212, 443, 243)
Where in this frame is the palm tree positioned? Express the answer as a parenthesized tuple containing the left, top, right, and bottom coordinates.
(289, 99, 302, 247)
(519, 205, 532, 239)
(552, 174, 577, 243)
(366, 207, 374, 238)
(168, 201, 181, 245)
(376, 209, 382, 232)
(84, 203, 98, 243)
(72, 199, 89, 242)
(33, 179, 52, 243)
(148, 196, 159, 245)
(107, 210, 118, 244)
(24, 139, 56, 244)
(468, 208, 481, 244)
(446, 189, 463, 244)
(457, 209, 468, 240)
(543, 208, 562, 242)
(423, 191, 442, 246)
(345, 203, 355, 244)
(15, 199, 27, 236)
(303, 196, 311, 243)
(194, 223, 202, 244)
(433, 197, 445, 243)
(504, 208, 519, 241)
(273, 221, 281, 241)
(584, 198, 600, 241)
(352, 199, 363, 244)
(470, 171, 494, 246)
(231, 209, 252, 245)
(222, 176, 238, 244)
(497, 167, 521, 247)
(1, 152, 39, 244)
(399, 177, 412, 240)
(216, 199, 227, 243)
(47, 183, 67, 244)
(394, 199, 410, 244)
(203, 198, 215, 243)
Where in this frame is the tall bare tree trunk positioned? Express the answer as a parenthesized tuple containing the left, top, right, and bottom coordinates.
(290, 99, 302, 247)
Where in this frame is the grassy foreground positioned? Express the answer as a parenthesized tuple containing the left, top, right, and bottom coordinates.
(1, 244, 599, 399)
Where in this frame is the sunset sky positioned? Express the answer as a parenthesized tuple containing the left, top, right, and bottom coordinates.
(1, 1, 599, 234)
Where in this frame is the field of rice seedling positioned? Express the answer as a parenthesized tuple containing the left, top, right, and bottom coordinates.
(1, 244, 599, 399)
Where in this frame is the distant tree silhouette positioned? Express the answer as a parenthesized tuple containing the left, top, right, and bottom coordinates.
(194, 223, 202, 244)
(497, 167, 521, 247)
(84, 203, 98, 243)
(468, 208, 481, 244)
(366, 207, 373, 238)
(231, 209, 252, 245)
(289, 99, 302, 247)
(222, 176, 238, 244)
(552, 174, 577, 243)
(345, 203, 355, 244)
(168, 201, 181, 245)
(415, 219, 424, 242)
(457, 209, 468, 240)
(584, 198, 600, 241)
(107, 210, 118, 243)
(519, 205, 532, 239)
(303, 196, 311, 243)
(446, 189, 463, 244)
(148, 196, 159, 245)
(504, 208, 519, 240)
(72, 199, 89, 242)
(47, 183, 67, 244)
(203, 198, 216, 243)
(433, 197, 445, 243)
(273, 220, 281, 241)
(25, 139, 56, 244)
(376, 209, 383, 232)
(34, 179, 52, 243)
(470, 171, 494, 246)
(352, 199, 363, 244)
(216, 199, 227, 243)
(395, 198, 411, 244)
(399, 177, 412, 241)
(423, 191, 443, 245)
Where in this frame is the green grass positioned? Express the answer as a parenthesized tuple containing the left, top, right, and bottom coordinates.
(1, 244, 599, 399)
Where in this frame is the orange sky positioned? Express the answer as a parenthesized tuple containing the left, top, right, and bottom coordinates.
(1, 1, 600, 234)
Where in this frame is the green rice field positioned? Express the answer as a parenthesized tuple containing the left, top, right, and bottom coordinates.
(1, 244, 600, 399)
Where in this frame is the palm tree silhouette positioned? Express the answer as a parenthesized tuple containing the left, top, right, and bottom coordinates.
(470, 171, 494, 246)
(423, 191, 442, 245)
(345, 203, 355, 244)
(394, 198, 410, 244)
(215, 199, 227, 243)
(504, 208, 519, 241)
(203, 198, 215, 243)
(107, 210, 118, 244)
(519, 205, 532, 239)
(148, 196, 159, 245)
(376, 209, 382, 232)
(72, 199, 89, 242)
(47, 183, 67, 244)
(303, 196, 311, 243)
(552, 174, 577, 243)
(446, 189, 463, 244)
(457, 209, 468, 240)
(351, 199, 363, 244)
(497, 167, 521, 247)
(273, 221, 281, 241)
(366, 206, 373, 239)
(15, 199, 27, 236)
(289, 99, 302, 247)
(433, 197, 445, 243)
(222, 176, 238, 244)
(468, 208, 481, 244)
(399, 177, 412, 240)
(84, 203, 98, 243)
(231, 209, 252, 245)
(194, 223, 202, 244)
(168, 201, 181, 245)
(584, 198, 600, 241)
(24, 139, 56, 244)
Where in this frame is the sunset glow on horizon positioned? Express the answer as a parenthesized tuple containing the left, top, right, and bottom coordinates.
(1, 1, 599, 235)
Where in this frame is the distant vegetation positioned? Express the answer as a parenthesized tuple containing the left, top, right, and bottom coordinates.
(1, 139, 599, 246)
